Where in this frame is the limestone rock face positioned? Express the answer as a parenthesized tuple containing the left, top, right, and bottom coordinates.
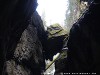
(3, 10, 47, 75)
(0, 0, 38, 74)
(5, 24, 43, 75)
(6, 60, 31, 75)
(0, 0, 46, 74)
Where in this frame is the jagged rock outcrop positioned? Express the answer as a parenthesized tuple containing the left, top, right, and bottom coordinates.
(32, 11, 47, 71)
(45, 24, 67, 61)
(0, 0, 46, 75)
(5, 24, 43, 75)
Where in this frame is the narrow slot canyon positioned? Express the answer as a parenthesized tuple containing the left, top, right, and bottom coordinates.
(0, 0, 100, 75)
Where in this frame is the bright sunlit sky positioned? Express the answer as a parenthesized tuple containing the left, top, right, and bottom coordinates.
(36, 0, 69, 27)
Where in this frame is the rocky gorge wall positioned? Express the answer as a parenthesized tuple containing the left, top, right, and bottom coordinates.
(0, 0, 46, 75)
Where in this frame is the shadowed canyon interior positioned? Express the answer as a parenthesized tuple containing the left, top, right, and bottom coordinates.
(0, 0, 100, 75)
